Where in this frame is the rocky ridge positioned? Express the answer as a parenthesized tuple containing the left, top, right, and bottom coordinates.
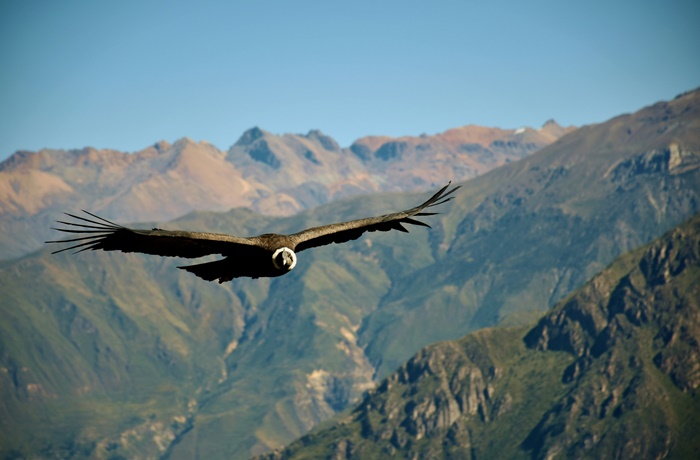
(1, 91, 698, 459)
(260, 214, 700, 459)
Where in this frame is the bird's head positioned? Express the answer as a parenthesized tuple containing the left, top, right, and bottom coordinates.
(272, 247, 297, 271)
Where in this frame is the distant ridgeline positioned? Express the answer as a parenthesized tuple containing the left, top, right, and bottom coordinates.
(0, 120, 570, 260)
(0, 89, 698, 459)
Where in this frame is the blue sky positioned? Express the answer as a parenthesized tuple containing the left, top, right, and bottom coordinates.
(1, 0, 698, 159)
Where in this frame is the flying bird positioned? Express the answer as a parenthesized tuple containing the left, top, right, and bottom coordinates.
(47, 183, 459, 283)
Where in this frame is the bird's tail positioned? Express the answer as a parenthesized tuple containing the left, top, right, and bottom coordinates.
(178, 259, 235, 284)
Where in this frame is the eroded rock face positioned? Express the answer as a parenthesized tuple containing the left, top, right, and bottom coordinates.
(518, 218, 700, 459)
(363, 342, 497, 444)
(525, 219, 700, 394)
(257, 215, 700, 460)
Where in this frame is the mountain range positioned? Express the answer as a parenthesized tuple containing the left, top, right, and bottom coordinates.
(0, 89, 698, 459)
(0, 120, 571, 260)
(260, 212, 700, 459)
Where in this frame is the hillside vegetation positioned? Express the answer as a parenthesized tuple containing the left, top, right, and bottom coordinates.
(261, 213, 700, 459)
(0, 90, 698, 458)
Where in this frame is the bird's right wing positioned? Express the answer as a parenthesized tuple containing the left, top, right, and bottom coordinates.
(46, 211, 264, 259)
(290, 182, 459, 252)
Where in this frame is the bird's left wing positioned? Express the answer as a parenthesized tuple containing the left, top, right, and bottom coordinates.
(290, 182, 460, 252)
(46, 211, 262, 259)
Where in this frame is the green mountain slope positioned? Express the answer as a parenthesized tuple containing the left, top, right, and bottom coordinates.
(0, 199, 423, 459)
(0, 208, 276, 458)
(0, 90, 699, 459)
(260, 213, 700, 460)
(359, 88, 700, 378)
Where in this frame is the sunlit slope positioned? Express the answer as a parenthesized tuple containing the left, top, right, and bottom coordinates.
(359, 88, 700, 378)
(260, 214, 700, 460)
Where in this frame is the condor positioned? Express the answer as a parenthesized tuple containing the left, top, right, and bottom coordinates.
(47, 183, 459, 283)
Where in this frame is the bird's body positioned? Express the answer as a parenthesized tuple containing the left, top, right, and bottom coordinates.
(47, 183, 459, 283)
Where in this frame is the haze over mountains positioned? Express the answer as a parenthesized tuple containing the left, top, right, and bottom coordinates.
(0, 120, 571, 260)
(0, 89, 698, 459)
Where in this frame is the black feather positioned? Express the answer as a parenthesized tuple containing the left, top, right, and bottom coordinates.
(47, 183, 460, 281)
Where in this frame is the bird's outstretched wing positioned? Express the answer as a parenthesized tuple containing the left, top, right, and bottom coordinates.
(290, 182, 460, 252)
(46, 211, 263, 259)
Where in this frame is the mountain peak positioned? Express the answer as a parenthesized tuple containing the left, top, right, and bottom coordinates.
(153, 140, 170, 152)
(304, 129, 341, 151)
(539, 118, 576, 139)
(235, 126, 267, 146)
(172, 137, 197, 147)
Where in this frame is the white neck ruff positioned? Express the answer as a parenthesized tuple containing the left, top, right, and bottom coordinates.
(272, 247, 297, 270)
